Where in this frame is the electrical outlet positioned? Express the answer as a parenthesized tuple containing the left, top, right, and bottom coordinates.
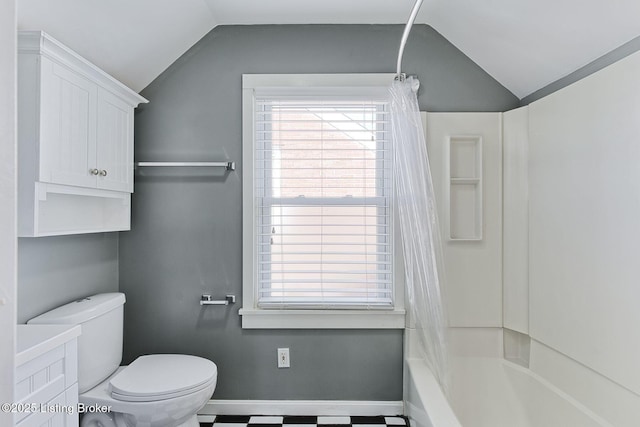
(277, 348, 290, 368)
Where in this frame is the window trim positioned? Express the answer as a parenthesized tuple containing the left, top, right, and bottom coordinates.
(241, 74, 405, 329)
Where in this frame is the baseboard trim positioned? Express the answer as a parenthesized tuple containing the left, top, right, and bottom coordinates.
(201, 400, 404, 416)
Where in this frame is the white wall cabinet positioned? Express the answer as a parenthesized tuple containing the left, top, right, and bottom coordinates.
(18, 31, 147, 236)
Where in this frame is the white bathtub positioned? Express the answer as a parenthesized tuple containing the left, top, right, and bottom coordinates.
(404, 355, 611, 427)
(403, 327, 615, 427)
(404, 357, 462, 427)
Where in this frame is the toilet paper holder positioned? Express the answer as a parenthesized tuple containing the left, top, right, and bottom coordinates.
(200, 294, 236, 306)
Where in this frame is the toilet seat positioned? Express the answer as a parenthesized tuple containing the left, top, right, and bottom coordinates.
(108, 354, 218, 402)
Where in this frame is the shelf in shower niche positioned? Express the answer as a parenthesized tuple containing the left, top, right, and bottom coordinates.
(450, 178, 480, 185)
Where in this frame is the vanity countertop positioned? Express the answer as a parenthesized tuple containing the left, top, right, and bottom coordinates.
(16, 324, 81, 366)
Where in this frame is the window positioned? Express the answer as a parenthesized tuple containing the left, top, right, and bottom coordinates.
(241, 74, 404, 329)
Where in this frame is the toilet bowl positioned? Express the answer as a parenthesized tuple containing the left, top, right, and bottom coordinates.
(28, 293, 217, 427)
(81, 356, 217, 427)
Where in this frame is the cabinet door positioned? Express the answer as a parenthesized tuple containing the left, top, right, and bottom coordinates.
(96, 88, 134, 192)
(40, 58, 98, 188)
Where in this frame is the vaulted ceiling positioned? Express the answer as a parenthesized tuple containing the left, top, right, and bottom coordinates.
(18, 0, 640, 99)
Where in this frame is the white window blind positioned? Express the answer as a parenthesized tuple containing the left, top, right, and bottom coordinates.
(254, 93, 393, 309)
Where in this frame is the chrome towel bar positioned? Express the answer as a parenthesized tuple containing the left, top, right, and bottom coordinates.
(200, 294, 236, 306)
(135, 161, 236, 171)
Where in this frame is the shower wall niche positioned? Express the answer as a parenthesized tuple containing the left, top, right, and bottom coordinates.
(447, 136, 483, 240)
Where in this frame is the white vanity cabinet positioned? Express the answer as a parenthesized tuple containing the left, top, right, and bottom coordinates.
(16, 325, 82, 427)
(18, 31, 147, 237)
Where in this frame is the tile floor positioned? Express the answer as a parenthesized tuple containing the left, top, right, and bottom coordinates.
(199, 415, 409, 427)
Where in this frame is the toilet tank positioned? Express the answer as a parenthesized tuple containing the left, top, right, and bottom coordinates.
(28, 293, 126, 393)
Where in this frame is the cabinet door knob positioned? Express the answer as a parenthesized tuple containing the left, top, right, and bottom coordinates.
(89, 168, 99, 175)
(99, 170, 108, 177)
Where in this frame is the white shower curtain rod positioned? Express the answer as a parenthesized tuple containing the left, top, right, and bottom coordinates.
(396, 0, 424, 79)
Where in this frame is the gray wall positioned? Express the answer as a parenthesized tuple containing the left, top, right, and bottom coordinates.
(119, 24, 518, 400)
(18, 234, 119, 323)
(521, 35, 640, 104)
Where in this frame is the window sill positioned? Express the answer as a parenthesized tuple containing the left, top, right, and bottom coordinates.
(238, 308, 406, 329)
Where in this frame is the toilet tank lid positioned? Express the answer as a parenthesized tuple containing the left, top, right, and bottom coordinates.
(27, 293, 126, 325)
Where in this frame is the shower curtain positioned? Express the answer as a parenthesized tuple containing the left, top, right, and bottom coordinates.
(390, 76, 450, 395)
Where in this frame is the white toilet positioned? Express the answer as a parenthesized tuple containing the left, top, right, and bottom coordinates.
(28, 293, 217, 427)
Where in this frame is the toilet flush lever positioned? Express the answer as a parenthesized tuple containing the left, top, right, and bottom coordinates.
(200, 294, 236, 306)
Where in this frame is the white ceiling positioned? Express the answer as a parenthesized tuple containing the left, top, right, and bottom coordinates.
(18, 0, 640, 98)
